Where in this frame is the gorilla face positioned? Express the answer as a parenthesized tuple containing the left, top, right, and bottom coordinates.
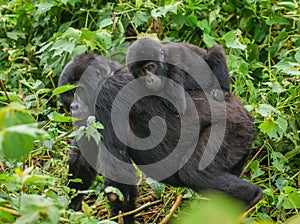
(130, 60, 164, 92)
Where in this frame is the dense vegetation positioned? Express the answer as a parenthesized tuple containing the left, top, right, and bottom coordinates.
(0, 0, 299, 223)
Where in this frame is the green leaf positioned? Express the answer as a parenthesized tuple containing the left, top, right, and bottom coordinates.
(186, 14, 198, 28)
(275, 117, 288, 134)
(63, 27, 82, 40)
(136, 0, 143, 8)
(35, 2, 54, 14)
(82, 201, 92, 218)
(250, 160, 265, 179)
(274, 59, 300, 75)
(271, 152, 287, 172)
(255, 104, 280, 117)
(146, 177, 165, 198)
(52, 84, 77, 96)
(197, 20, 209, 32)
(277, 2, 298, 9)
(51, 39, 76, 56)
(151, 2, 181, 19)
(133, 11, 150, 28)
(99, 18, 113, 29)
(203, 34, 217, 48)
(283, 191, 300, 209)
(48, 112, 76, 122)
(223, 30, 246, 50)
(6, 30, 26, 40)
(294, 50, 300, 63)
(259, 119, 276, 133)
(0, 104, 44, 160)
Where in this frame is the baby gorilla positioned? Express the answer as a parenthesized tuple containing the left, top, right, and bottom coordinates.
(59, 50, 262, 224)
(126, 38, 230, 107)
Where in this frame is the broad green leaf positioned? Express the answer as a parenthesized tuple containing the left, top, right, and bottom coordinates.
(209, 8, 220, 25)
(255, 104, 280, 117)
(0, 104, 43, 160)
(99, 18, 113, 29)
(146, 177, 165, 198)
(223, 30, 246, 50)
(151, 2, 181, 19)
(6, 30, 26, 40)
(271, 152, 287, 172)
(294, 50, 300, 62)
(133, 11, 150, 28)
(259, 119, 276, 133)
(63, 27, 82, 40)
(96, 31, 112, 48)
(35, 2, 54, 14)
(203, 34, 217, 48)
(283, 191, 300, 209)
(186, 14, 198, 28)
(51, 38, 76, 56)
(197, 20, 209, 32)
(36, 88, 51, 95)
(274, 59, 300, 75)
(48, 112, 76, 122)
(136, 0, 143, 8)
(52, 84, 77, 96)
(276, 117, 288, 134)
(1, 131, 34, 160)
(82, 201, 92, 218)
(250, 160, 265, 179)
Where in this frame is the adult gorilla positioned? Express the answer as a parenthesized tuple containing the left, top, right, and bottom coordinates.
(59, 43, 262, 223)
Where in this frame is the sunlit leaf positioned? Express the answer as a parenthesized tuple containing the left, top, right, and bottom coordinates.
(52, 84, 77, 96)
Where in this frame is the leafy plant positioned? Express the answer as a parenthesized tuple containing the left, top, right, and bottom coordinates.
(0, 0, 299, 223)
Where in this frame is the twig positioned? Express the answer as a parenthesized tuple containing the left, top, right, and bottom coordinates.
(109, 199, 162, 221)
(238, 205, 256, 222)
(0, 206, 21, 216)
(159, 194, 183, 224)
(0, 80, 10, 103)
(240, 140, 268, 177)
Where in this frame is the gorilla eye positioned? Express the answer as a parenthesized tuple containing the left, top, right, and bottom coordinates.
(137, 69, 146, 77)
(145, 63, 157, 73)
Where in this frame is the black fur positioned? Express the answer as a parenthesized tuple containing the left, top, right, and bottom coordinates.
(126, 39, 230, 104)
(59, 50, 262, 224)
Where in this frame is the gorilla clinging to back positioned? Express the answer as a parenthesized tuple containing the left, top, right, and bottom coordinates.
(59, 39, 262, 224)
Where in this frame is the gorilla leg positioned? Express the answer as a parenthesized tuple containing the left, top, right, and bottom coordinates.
(179, 168, 262, 209)
(104, 178, 137, 224)
(67, 140, 97, 211)
(97, 142, 138, 224)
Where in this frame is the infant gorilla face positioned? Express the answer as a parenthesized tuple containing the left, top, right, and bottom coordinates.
(134, 61, 162, 92)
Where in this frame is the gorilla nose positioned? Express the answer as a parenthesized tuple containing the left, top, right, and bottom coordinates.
(147, 76, 154, 85)
(70, 102, 79, 111)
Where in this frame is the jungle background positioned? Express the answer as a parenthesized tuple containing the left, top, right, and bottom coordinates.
(0, 0, 299, 223)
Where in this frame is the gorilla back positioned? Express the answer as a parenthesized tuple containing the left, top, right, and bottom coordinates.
(59, 52, 262, 224)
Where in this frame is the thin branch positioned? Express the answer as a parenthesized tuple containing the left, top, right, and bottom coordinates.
(0, 206, 21, 216)
(0, 80, 10, 103)
(159, 194, 183, 224)
(109, 199, 162, 221)
(240, 140, 269, 177)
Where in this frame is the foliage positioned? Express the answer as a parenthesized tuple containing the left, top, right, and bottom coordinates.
(0, 0, 299, 223)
